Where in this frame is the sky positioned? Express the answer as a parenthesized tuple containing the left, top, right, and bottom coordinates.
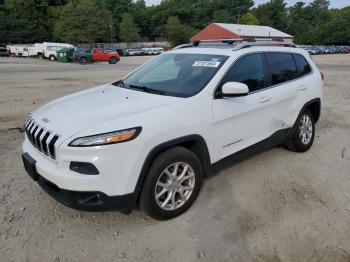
(145, 0, 350, 9)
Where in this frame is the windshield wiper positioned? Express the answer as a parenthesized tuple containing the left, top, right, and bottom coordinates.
(112, 80, 125, 87)
(128, 84, 164, 95)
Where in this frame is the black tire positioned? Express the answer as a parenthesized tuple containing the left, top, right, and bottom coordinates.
(49, 55, 56, 61)
(79, 57, 88, 65)
(140, 147, 203, 220)
(284, 109, 315, 152)
(37, 53, 44, 59)
(108, 57, 117, 64)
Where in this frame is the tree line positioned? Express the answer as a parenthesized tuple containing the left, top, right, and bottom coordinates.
(0, 0, 349, 46)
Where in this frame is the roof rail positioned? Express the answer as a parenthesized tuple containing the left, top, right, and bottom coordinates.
(173, 39, 243, 50)
(173, 39, 296, 50)
(232, 41, 296, 50)
(173, 43, 194, 50)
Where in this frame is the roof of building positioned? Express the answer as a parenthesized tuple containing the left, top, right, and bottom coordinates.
(214, 23, 293, 38)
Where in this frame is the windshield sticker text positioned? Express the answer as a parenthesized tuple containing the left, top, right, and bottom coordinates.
(192, 61, 220, 68)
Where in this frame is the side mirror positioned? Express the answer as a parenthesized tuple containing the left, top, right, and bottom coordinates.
(221, 82, 249, 97)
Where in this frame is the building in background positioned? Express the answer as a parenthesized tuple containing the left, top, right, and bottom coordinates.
(191, 23, 293, 43)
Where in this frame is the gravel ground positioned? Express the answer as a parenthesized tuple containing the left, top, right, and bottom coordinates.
(0, 55, 350, 262)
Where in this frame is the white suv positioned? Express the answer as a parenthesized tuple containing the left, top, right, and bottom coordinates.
(22, 41, 323, 220)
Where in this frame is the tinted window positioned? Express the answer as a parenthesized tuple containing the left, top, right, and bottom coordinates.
(266, 52, 298, 85)
(294, 54, 312, 76)
(220, 53, 265, 92)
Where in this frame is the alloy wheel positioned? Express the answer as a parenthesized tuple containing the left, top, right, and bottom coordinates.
(155, 162, 195, 211)
(299, 114, 313, 145)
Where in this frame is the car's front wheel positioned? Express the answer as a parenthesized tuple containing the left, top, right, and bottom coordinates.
(140, 147, 202, 220)
(285, 109, 315, 152)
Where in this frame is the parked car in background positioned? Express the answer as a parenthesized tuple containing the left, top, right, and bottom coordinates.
(302, 45, 350, 55)
(73, 48, 120, 64)
(125, 48, 143, 56)
(107, 48, 127, 56)
(141, 47, 165, 55)
(73, 48, 92, 65)
(17, 47, 29, 57)
(0, 47, 9, 57)
(91, 48, 120, 64)
(304, 47, 317, 55)
(7, 45, 29, 57)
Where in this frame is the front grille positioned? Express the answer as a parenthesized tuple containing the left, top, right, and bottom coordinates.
(25, 117, 60, 160)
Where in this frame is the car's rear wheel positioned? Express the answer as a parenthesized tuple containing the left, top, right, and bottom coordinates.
(109, 57, 117, 64)
(285, 109, 315, 152)
(79, 57, 88, 65)
(140, 147, 202, 220)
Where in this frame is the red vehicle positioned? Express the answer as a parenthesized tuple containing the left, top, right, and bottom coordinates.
(92, 48, 120, 64)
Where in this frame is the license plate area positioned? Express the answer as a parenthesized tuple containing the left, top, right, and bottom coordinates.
(22, 153, 39, 181)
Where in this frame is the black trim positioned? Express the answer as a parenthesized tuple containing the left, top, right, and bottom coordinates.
(69, 127, 142, 147)
(69, 162, 100, 175)
(221, 92, 248, 98)
(37, 175, 136, 214)
(133, 135, 212, 203)
(296, 98, 321, 123)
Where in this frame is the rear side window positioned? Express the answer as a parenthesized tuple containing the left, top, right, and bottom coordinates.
(294, 54, 312, 76)
(220, 53, 265, 92)
(266, 52, 298, 85)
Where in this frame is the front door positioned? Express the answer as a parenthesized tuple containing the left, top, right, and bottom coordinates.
(212, 53, 273, 161)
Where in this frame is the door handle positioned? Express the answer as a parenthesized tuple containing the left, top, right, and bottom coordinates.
(299, 85, 308, 91)
(258, 96, 271, 103)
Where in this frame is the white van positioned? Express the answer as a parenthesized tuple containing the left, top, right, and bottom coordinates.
(29, 42, 74, 60)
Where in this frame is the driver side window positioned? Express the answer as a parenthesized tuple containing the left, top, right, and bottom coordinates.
(220, 53, 265, 93)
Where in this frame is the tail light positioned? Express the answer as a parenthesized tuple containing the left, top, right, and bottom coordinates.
(320, 72, 324, 81)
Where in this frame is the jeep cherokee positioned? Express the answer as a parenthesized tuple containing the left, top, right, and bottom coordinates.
(22, 40, 323, 220)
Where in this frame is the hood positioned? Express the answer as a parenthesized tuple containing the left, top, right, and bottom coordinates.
(31, 84, 182, 138)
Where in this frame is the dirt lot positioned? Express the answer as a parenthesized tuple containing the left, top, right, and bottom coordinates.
(1, 55, 350, 262)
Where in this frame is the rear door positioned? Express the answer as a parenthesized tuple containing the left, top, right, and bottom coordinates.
(264, 52, 301, 133)
(212, 53, 273, 161)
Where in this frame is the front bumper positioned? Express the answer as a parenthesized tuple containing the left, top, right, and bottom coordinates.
(22, 152, 136, 214)
(22, 136, 146, 196)
(38, 175, 136, 214)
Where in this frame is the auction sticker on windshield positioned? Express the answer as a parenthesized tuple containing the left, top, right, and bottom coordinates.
(192, 61, 221, 67)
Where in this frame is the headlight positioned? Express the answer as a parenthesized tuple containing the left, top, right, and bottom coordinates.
(69, 127, 141, 147)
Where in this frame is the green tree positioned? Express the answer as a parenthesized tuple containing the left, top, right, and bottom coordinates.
(0, 0, 51, 44)
(269, 0, 287, 30)
(212, 10, 234, 23)
(165, 16, 195, 46)
(218, 0, 254, 22)
(119, 13, 140, 44)
(54, 0, 112, 43)
(322, 7, 350, 44)
(252, 3, 273, 25)
(240, 12, 259, 25)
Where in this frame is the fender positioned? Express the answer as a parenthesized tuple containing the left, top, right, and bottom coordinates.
(287, 97, 321, 138)
(133, 134, 212, 202)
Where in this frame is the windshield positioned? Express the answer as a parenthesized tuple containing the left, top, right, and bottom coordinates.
(118, 53, 228, 97)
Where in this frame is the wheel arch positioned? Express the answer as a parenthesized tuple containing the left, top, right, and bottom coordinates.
(305, 98, 321, 123)
(134, 135, 212, 203)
